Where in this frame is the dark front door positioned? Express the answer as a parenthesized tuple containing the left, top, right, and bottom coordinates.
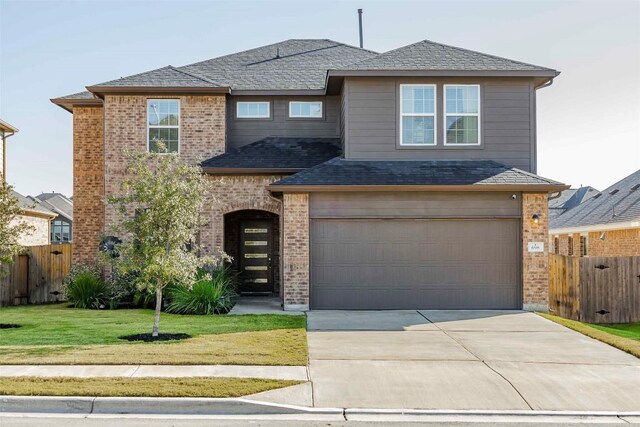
(239, 219, 274, 293)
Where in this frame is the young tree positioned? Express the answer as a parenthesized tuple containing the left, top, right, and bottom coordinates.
(109, 144, 210, 337)
(0, 177, 34, 269)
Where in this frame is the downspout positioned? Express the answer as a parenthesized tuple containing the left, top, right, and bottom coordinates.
(2, 129, 17, 181)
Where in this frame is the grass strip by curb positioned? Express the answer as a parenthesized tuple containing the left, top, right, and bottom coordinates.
(0, 377, 301, 398)
(538, 313, 640, 358)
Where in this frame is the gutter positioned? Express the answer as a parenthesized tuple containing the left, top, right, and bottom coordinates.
(550, 220, 640, 235)
(268, 183, 570, 193)
(202, 167, 303, 175)
(1, 125, 18, 180)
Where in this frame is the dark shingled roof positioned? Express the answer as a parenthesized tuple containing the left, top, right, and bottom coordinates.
(88, 40, 376, 92)
(337, 39, 556, 72)
(91, 66, 224, 88)
(202, 137, 341, 171)
(55, 91, 98, 100)
(35, 193, 73, 221)
(551, 170, 640, 230)
(548, 186, 598, 220)
(270, 158, 565, 187)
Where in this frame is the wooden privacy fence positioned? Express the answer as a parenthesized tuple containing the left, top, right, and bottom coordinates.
(0, 244, 72, 307)
(549, 254, 640, 324)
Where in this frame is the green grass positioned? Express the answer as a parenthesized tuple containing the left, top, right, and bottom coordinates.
(0, 377, 301, 398)
(0, 303, 304, 345)
(0, 304, 308, 365)
(590, 322, 640, 341)
(539, 313, 640, 358)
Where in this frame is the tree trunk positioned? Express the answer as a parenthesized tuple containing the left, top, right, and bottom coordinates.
(152, 287, 163, 337)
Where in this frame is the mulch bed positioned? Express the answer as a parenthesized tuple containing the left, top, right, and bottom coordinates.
(118, 333, 191, 342)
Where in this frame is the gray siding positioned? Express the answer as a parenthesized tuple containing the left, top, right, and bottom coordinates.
(343, 77, 537, 172)
(226, 95, 341, 150)
(310, 192, 522, 219)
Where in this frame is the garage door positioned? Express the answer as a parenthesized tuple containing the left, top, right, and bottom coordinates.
(311, 219, 520, 310)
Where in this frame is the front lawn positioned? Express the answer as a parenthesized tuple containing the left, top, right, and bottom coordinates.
(0, 377, 300, 397)
(539, 313, 640, 358)
(0, 304, 307, 365)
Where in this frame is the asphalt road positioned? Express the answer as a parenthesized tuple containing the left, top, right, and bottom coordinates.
(1, 416, 639, 427)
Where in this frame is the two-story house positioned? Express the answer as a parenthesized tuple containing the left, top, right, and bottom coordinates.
(52, 39, 567, 311)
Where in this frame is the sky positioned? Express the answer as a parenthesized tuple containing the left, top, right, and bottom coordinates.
(1, 0, 639, 196)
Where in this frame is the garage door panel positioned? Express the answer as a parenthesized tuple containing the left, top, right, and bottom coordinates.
(311, 219, 520, 310)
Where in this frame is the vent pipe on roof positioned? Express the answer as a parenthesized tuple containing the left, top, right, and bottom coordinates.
(358, 9, 364, 48)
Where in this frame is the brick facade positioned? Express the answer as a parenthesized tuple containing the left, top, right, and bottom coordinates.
(552, 228, 640, 257)
(103, 95, 226, 232)
(282, 193, 309, 310)
(200, 174, 284, 254)
(73, 106, 104, 265)
(522, 193, 549, 311)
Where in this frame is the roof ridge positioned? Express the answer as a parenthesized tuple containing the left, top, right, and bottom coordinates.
(510, 167, 564, 185)
(337, 38, 555, 71)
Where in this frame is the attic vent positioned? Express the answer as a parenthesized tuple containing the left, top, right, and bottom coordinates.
(609, 189, 619, 195)
(631, 184, 640, 191)
(592, 193, 602, 199)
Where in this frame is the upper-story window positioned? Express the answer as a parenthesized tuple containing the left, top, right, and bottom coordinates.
(237, 101, 270, 119)
(289, 101, 323, 118)
(400, 85, 436, 146)
(444, 85, 480, 145)
(148, 99, 179, 153)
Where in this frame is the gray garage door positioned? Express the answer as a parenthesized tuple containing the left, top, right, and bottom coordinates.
(311, 219, 520, 310)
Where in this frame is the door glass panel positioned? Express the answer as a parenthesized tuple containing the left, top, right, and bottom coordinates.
(245, 253, 268, 258)
(244, 228, 268, 233)
(245, 278, 268, 283)
(244, 241, 267, 246)
(245, 266, 268, 271)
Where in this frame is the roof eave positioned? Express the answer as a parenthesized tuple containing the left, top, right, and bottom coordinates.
(550, 220, 640, 235)
(268, 183, 570, 193)
(0, 119, 19, 133)
(86, 86, 231, 96)
(327, 69, 560, 78)
(50, 97, 103, 113)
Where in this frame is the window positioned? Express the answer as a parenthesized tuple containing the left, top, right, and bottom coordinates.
(400, 84, 436, 146)
(237, 101, 270, 118)
(581, 235, 589, 257)
(289, 101, 323, 118)
(147, 99, 179, 153)
(444, 85, 480, 145)
(51, 219, 71, 243)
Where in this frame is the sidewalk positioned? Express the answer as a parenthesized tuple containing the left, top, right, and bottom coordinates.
(0, 365, 308, 381)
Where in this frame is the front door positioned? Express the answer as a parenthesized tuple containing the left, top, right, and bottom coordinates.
(239, 219, 274, 293)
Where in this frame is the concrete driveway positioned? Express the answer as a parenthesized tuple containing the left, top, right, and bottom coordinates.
(306, 310, 640, 411)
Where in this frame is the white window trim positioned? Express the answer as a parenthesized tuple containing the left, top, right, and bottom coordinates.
(399, 84, 437, 146)
(147, 99, 180, 154)
(443, 84, 481, 146)
(288, 101, 323, 118)
(236, 101, 271, 119)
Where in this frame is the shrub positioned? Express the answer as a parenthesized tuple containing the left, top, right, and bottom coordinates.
(65, 266, 108, 309)
(166, 266, 237, 315)
(106, 270, 138, 307)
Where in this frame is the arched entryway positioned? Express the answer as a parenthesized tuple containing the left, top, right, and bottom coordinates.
(224, 210, 280, 295)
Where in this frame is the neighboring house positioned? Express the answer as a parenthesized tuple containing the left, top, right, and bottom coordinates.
(11, 191, 56, 246)
(0, 119, 18, 180)
(550, 170, 640, 257)
(548, 186, 598, 220)
(34, 192, 73, 243)
(52, 38, 567, 311)
(1, 119, 56, 245)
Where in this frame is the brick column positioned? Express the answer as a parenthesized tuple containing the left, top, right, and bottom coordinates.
(522, 193, 549, 311)
(73, 106, 104, 266)
(282, 193, 309, 310)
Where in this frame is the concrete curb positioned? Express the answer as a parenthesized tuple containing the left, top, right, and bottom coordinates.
(345, 409, 640, 423)
(0, 396, 342, 416)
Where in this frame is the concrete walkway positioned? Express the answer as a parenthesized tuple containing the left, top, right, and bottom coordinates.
(306, 310, 640, 411)
(0, 364, 308, 381)
(229, 296, 304, 315)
